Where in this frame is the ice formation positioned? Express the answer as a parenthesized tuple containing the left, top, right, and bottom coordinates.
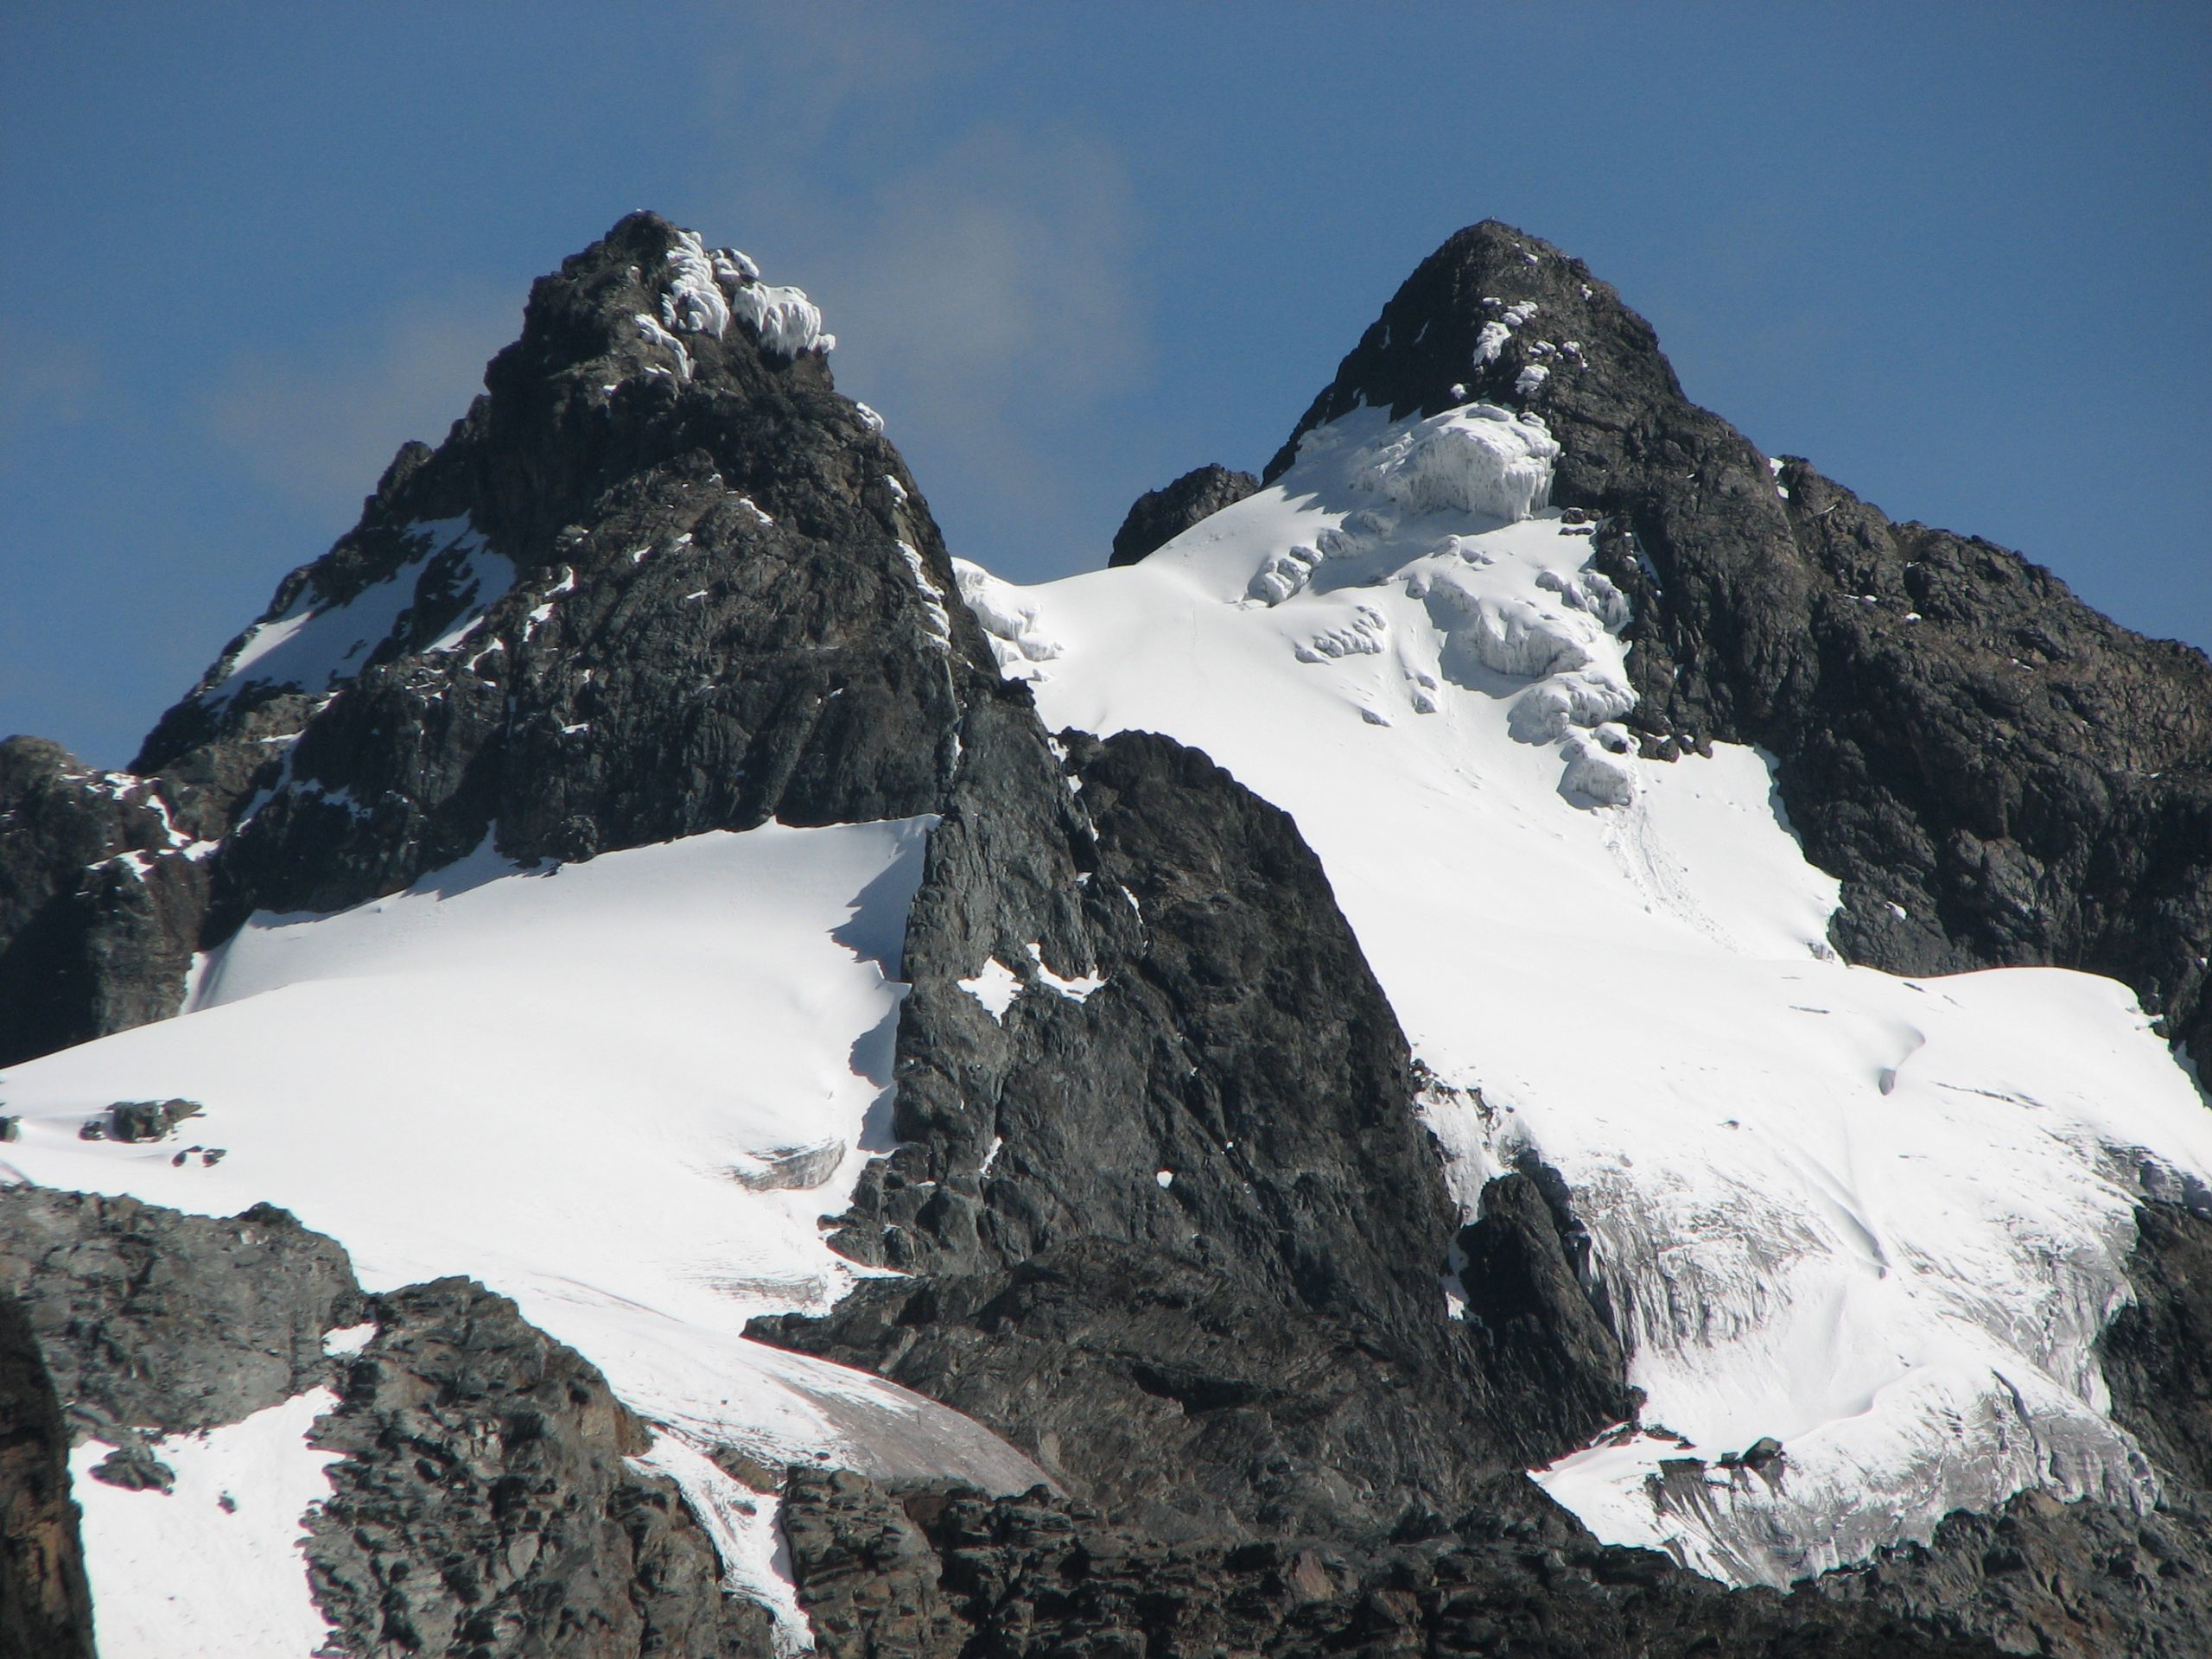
(1353, 403, 1560, 521)
(948, 403, 2212, 1588)
(634, 312, 694, 380)
(648, 226, 835, 360)
(951, 558, 1061, 679)
(731, 283, 834, 358)
(662, 234, 733, 337)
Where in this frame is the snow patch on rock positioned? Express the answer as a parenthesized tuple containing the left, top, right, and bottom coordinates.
(70, 1389, 344, 1659)
(634, 313, 694, 381)
(896, 542, 951, 647)
(204, 517, 514, 706)
(958, 957, 1021, 1023)
(1025, 941, 1105, 1003)
(632, 1433, 814, 1654)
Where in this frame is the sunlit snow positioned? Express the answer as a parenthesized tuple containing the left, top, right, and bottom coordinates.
(963, 403, 2212, 1586)
(70, 1390, 344, 1659)
(0, 819, 1046, 1646)
(202, 518, 514, 706)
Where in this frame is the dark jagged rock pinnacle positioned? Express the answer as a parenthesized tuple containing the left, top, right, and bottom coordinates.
(1, 211, 1001, 1064)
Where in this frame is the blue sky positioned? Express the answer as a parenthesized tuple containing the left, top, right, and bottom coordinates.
(4, 3, 2207, 767)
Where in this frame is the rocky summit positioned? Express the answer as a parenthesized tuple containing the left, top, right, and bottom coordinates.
(1, 212, 2210, 1659)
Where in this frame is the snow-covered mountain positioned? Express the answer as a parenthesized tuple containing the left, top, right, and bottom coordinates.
(3, 213, 2209, 1659)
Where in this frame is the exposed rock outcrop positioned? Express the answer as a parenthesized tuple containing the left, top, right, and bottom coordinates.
(1109, 463, 1259, 566)
(0, 1186, 772, 1657)
(0, 1187, 363, 1440)
(0, 1293, 93, 1659)
(758, 728, 1634, 1543)
(781, 1465, 2001, 1659)
(307, 1278, 771, 1659)
(0, 739, 207, 1067)
(1816, 1489, 2212, 1659)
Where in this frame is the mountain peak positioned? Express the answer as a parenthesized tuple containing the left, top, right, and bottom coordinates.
(2, 215, 985, 1065)
(9, 207, 2212, 1659)
(1266, 219, 1680, 482)
(491, 211, 836, 404)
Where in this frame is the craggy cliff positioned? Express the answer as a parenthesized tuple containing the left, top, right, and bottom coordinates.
(2, 213, 2209, 1658)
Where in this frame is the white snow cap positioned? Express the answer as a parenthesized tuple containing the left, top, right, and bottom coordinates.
(732, 283, 835, 359)
(653, 227, 836, 359)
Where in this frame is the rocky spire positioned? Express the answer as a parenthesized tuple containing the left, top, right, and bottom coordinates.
(0, 213, 1001, 1062)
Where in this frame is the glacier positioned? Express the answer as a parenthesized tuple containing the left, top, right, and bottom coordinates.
(958, 402, 2212, 1587)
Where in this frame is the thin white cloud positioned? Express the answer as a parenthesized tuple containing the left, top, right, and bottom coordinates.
(685, 5, 1154, 569)
(0, 322, 99, 448)
(202, 287, 519, 514)
(808, 124, 1148, 480)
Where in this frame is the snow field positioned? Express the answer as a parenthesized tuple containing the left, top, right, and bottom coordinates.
(0, 819, 1046, 1649)
(964, 404, 2212, 1586)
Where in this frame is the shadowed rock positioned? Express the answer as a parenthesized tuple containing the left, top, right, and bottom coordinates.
(1109, 463, 1259, 566)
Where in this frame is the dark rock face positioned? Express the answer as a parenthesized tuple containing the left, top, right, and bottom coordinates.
(1815, 1488, 2212, 1659)
(308, 1278, 771, 1659)
(0, 1187, 364, 1440)
(781, 1466, 2001, 1659)
(0, 737, 207, 1066)
(1268, 219, 2212, 1055)
(758, 729, 1633, 1543)
(2104, 1202, 2212, 1496)
(0, 1294, 93, 1659)
(1109, 464, 1259, 567)
(150, 208, 983, 938)
(1456, 1173, 1632, 1444)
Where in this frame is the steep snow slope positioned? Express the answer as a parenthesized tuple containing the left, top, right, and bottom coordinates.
(963, 404, 2212, 1585)
(0, 818, 1045, 1649)
(200, 516, 515, 709)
